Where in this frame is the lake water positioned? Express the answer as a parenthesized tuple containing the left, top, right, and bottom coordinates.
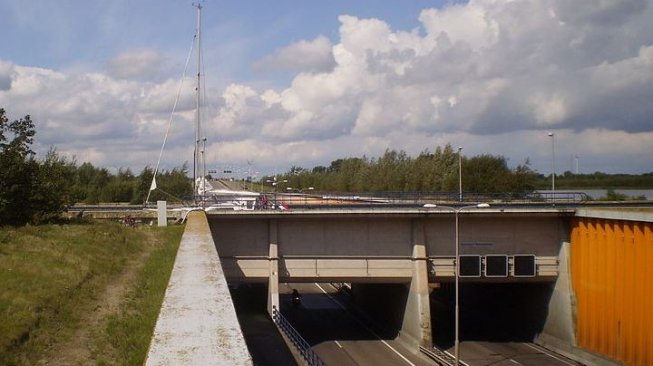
(537, 189, 653, 200)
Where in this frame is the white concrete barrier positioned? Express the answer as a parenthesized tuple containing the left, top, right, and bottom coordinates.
(145, 211, 252, 365)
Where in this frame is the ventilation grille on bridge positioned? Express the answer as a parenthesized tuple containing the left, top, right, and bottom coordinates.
(432, 254, 556, 278)
(459, 255, 481, 277)
(484, 255, 508, 277)
(513, 255, 536, 277)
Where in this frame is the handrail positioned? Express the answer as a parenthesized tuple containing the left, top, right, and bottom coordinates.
(272, 307, 327, 366)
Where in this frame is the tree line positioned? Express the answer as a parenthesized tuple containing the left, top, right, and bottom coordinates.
(268, 145, 538, 194)
(263, 149, 653, 197)
(537, 171, 653, 189)
(69, 163, 191, 205)
(1, 108, 191, 226)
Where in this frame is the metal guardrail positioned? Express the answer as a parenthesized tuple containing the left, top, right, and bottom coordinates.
(68, 191, 653, 214)
(419, 345, 456, 366)
(268, 190, 592, 206)
(199, 190, 594, 211)
(272, 307, 327, 366)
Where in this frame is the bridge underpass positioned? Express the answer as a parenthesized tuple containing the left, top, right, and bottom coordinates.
(430, 282, 580, 365)
(207, 208, 585, 365)
(226, 279, 580, 366)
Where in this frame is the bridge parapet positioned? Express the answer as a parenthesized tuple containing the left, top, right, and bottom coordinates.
(145, 211, 252, 365)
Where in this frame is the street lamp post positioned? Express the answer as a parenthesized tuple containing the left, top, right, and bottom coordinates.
(423, 203, 490, 365)
(548, 132, 555, 203)
(458, 147, 463, 202)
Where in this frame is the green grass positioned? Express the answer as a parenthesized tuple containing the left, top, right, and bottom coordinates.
(0, 221, 183, 365)
(99, 225, 183, 365)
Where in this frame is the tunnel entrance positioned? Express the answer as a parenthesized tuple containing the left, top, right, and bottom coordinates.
(431, 282, 555, 349)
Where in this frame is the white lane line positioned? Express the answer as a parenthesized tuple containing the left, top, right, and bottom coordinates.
(443, 350, 471, 366)
(314, 283, 417, 366)
(509, 359, 522, 365)
(334, 340, 343, 349)
(524, 343, 577, 366)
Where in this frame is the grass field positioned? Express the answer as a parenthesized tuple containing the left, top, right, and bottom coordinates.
(0, 220, 184, 365)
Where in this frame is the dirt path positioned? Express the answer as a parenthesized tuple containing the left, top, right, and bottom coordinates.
(37, 229, 159, 365)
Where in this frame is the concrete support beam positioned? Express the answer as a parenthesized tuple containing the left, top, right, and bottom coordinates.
(399, 219, 432, 349)
(267, 219, 279, 315)
(538, 242, 575, 350)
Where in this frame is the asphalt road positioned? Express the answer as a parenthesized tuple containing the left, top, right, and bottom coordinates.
(451, 341, 582, 366)
(280, 283, 435, 366)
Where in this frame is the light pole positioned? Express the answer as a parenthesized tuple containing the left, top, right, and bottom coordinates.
(423, 203, 490, 365)
(458, 147, 463, 202)
(574, 155, 579, 175)
(548, 132, 555, 203)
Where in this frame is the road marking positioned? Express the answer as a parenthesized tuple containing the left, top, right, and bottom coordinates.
(314, 283, 417, 366)
(509, 359, 522, 365)
(335, 340, 343, 348)
(443, 350, 471, 366)
(524, 343, 577, 366)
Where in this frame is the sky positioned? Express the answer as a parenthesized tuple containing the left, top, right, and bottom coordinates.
(1, 0, 652, 179)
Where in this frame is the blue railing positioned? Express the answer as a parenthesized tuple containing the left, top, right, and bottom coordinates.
(272, 307, 327, 366)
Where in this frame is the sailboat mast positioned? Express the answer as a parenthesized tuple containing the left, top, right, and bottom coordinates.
(193, 3, 202, 204)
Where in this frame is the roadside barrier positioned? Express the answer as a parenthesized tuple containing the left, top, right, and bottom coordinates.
(272, 307, 327, 366)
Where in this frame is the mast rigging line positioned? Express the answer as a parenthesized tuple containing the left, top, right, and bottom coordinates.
(145, 30, 197, 206)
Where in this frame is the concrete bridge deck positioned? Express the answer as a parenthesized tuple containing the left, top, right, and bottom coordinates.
(145, 211, 252, 365)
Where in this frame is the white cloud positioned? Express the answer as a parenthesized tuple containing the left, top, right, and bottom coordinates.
(254, 36, 336, 73)
(221, 0, 653, 172)
(531, 93, 568, 126)
(588, 45, 653, 90)
(419, 2, 499, 50)
(106, 49, 164, 81)
(0, 60, 14, 91)
(552, 0, 648, 26)
(2, 0, 653, 175)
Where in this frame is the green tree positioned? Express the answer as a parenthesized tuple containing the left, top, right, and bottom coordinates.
(146, 164, 192, 203)
(133, 166, 154, 204)
(0, 109, 38, 225)
(30, 148, 76, 223)
(463, 154, 511, 193)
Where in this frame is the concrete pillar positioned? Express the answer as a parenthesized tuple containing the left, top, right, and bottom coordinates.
(399, 219, 432, 349)
(157, 200, 167, 227)
(267, 219, 280, 315)
(537, 242, 577, 357)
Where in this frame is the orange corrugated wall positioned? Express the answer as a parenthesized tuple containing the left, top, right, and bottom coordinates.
(570, 218, 653, 366)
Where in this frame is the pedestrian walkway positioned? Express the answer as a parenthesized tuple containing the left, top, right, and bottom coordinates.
(145, 210, 252, 365)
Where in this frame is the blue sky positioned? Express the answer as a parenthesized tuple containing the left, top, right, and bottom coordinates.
(1, 1, 445, 83)
(1, 0, 653, 177)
